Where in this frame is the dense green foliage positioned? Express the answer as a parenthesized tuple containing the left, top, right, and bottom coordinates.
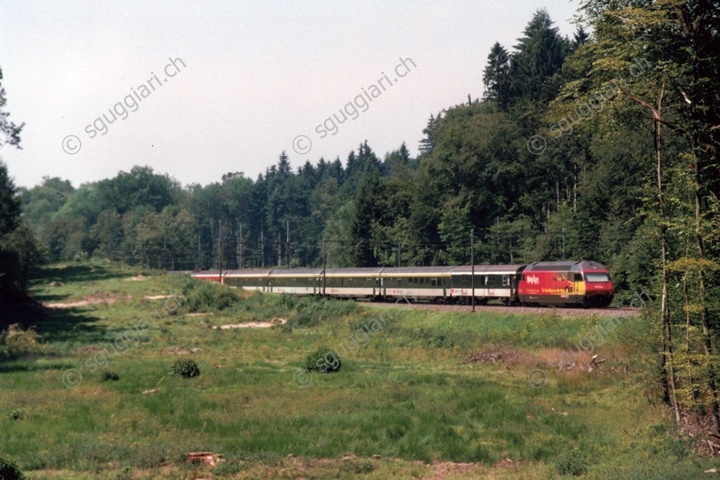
(0, 455, 25, 480)
(181, 277, 241, 312)
(0, 162, 42, 301)
(1, 70, 36, 302)
(170, 358, 200, 378)
(303, 346, 342, 373)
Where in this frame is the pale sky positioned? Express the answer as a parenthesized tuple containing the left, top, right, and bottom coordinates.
(0, 0, 582, 189)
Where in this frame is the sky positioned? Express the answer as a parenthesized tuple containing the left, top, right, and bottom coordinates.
(0, 0, 582, 189)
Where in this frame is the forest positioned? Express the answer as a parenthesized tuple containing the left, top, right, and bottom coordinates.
(2, 1, 720, 435)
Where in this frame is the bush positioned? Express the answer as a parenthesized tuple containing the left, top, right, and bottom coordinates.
(275, 323, 292, 334)
(555, 448, 588, 476)
(0, 324, 41, 357)
(9, 409, 25, 420)
(303, 347, 341, 373)
(182, 278, 239, 312)
(101, 371, 120, 381)
(171, 359, 200, 378)
(0, 456, 25, 480)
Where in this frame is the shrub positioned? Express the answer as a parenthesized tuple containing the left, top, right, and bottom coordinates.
(9, 409, 25, 420)
(275, 323, 292, 334)
(182, 278, 239, 312)
(0, 456, 25, 480)
(555, 448, 588, 476)
(101, 371, 120, 381)
(0, 324, 41, 357)
(171, 359, 200, 378)
(432, 333, 451, 348)
(303, 347, 341, 373)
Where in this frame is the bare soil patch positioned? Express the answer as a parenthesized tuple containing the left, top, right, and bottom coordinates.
(422, 461, 477, 479)
(125, 275, 147, 281)
(463, 346, 534, 366)
(219, 318, 287, 329)
(44, 291, 118, 309)
(463, 345, 614, 379)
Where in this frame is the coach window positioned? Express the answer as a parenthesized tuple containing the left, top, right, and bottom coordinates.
(502, 275, 509, 287)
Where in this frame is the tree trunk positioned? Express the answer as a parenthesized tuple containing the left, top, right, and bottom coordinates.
(653, 87, 681, 425)
(693, 150, 720, 434)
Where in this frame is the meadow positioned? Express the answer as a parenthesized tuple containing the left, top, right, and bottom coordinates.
(0, 262, 714, 479)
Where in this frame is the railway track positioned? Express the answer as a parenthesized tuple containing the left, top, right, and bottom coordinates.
(364, 301, 637, 317)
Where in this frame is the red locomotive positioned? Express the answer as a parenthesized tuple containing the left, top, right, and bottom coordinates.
(517, 261, 613, 307)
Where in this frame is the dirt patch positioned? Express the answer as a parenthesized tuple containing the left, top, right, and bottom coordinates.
(125, 275, 147, 281)
(535, 348, 599, 373)
(219, 318, 287, 329)
(422, 461, 478, 479)
(463, 345, 613, 379)
(144, 295, 173, 300)
(178, 347, 200, 355)
(74, 346, 98, 354)
(495, 457, 521, 469)
(463, 346, 539, 367)
(187, 452, 224, 467)
(44, 292, 118, 309)
(164, 347, 200, 355)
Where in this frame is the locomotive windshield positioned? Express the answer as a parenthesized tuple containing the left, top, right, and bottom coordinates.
(585, 273, 610, 283)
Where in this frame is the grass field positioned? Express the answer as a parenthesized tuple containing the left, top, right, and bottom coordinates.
(0, 261, 715, 479)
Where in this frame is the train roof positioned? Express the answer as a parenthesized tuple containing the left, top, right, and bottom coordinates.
(223, 269, 273, 278)
(379, 266, 455, 277)
(268, 268, 322, 278)
(192, 270, 223, 277)
(324, 267, 384, 277)
(523, 261, 608, 272)
(194, 262, 609, 279)
(452, 265, 524, 275)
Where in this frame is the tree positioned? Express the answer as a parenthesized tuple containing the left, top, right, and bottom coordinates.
(20, 177, 74, 238)
(418, 113, 442, 154)
(508, 9, 570, 108)
(0, 160, 21, 235)
(577, 0, 720, 432)
(350, 172, 383, 267)
(0, 68, 23, 147)
(571, 25, 590, 51)
(0, 162, 39, 298)
(437, 203, 472, 265)
(482, 42, 511, 110)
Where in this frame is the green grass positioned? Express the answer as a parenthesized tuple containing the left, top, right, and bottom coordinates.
(0, 261, 715, 479)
